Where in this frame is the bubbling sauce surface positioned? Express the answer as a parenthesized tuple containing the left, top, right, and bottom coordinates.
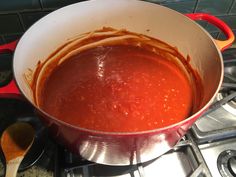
(39, 45, 193, 132)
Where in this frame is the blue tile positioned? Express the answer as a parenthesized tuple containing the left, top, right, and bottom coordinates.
(161, 1, 196, 13)
(196, 0, 233, 15)
(218, 29, 236, 43)
(21, 11, 50, 29)
(196, 20, 208, 28)
(218, 31, 228, 40)
(220, 15, 236, 30)
(40, 0, 83, 9)
(230, 1, 236, 14)
(0, 14, 23, 35)
(218, 29, 236, 44)
(0, 0, 41, 11)
(210, 32, 220, 39)
(205, 23, 221, 33)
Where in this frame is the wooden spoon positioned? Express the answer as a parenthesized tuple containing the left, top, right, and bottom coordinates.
(1, 122, 35, 177)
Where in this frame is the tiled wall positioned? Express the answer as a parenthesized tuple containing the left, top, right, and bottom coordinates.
(0, 0, 235, 44)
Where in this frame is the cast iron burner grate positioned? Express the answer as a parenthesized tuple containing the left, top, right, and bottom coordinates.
(191, 48, 236, 144)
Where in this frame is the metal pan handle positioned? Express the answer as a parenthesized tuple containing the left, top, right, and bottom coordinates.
(0, 40, 21, 98)
(186, 13, 235, 51)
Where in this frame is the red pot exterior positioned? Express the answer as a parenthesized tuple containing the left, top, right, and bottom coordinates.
(37, 108, 202, 165)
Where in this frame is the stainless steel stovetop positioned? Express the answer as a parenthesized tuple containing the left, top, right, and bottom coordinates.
(0, 48, 236, 177)
(191, 48, 236, 177)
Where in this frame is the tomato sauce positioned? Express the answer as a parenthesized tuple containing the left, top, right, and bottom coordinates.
(39, 45, 193, 132)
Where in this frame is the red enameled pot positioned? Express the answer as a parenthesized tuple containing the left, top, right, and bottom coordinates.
(0, 0, 234, 165)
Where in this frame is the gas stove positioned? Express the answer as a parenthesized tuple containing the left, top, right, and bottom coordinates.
(0, 48, 236, 177)
(191, 48, 236, 177)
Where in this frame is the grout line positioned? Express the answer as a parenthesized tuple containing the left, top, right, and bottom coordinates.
(211, 14, 236, 19)
(40, 8, 57, 12)
(38, 0, 58, 11)
(204, 21, 221, 34)
(0, 8, 55, 15)
(17, 12, 26, 32)
(0, 8, 42, 15)
(216, 32, 221, 39)
(228, 0, 236, 14)
(193, 0, 199, 13)
(39, 0, 44, 9)
(3, 32, 23, 36)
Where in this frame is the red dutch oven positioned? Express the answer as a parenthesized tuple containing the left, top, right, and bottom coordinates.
(0, 0, 234, 165)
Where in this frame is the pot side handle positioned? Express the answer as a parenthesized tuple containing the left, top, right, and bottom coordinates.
(186, 13, 235, 51)
(0, 40, 21, 99)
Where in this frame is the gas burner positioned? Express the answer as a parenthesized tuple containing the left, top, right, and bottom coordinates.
(191, 48, 236, 143)
(218, 58, 236, 115)
(0, 100, 48, 171)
